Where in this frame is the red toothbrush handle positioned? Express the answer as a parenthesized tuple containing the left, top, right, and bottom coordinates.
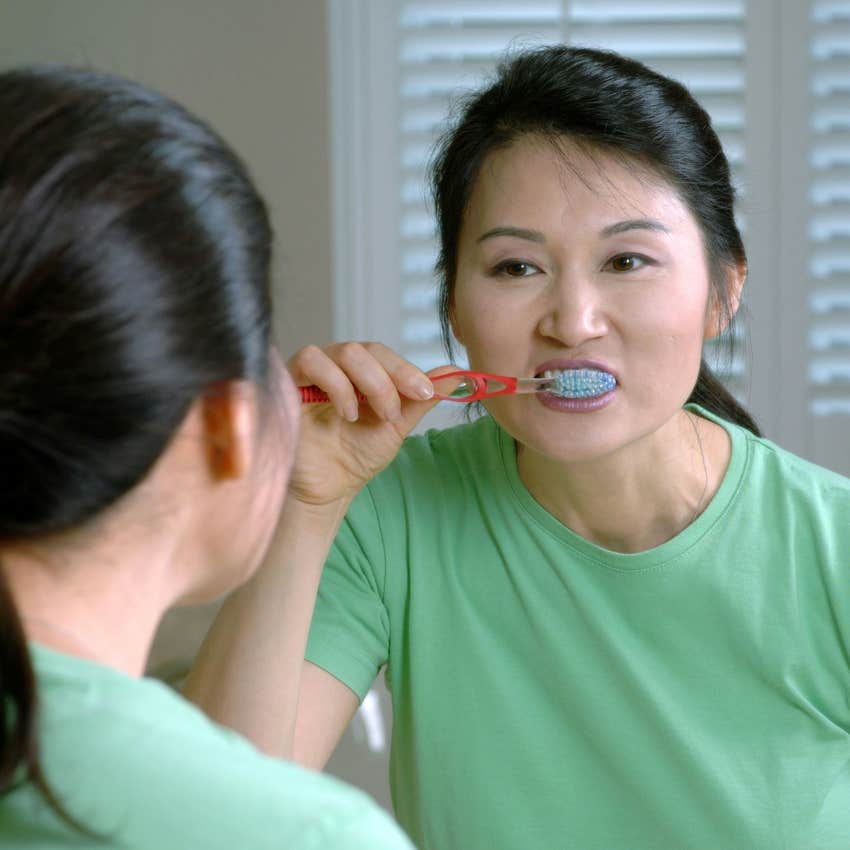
(300, 371, 520, 405)
(299, 385, 368, 403)
(429, 370, 518, 402)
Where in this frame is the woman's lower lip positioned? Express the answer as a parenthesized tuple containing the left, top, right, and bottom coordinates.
(536, 388, 617, 412)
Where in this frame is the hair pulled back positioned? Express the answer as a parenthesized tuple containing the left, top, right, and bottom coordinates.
(430, 44, 759, 434)
(0, 65, 273, 821)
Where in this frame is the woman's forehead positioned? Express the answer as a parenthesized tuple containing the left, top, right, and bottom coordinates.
(463, 135, 691, 236)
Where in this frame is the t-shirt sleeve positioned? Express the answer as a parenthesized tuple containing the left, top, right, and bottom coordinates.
(306, 484, 391, 701)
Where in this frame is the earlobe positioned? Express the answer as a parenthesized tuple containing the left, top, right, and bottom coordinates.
(704, 261, 746, 339)
(201, 383, 253, 480)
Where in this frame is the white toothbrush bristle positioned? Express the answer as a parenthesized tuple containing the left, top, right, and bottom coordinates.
(548, 368, 616, 399)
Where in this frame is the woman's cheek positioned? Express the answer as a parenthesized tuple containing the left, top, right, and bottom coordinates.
(454, 294, 509, 349)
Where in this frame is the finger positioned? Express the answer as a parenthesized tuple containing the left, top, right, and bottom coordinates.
(288, 344, 360, 421)
(331, 342, 407, 422)
(426, 364, 463, 380)
(390, 363, 460, 436)
(360, 342, 436, 402)
(393, 393, 442, 437)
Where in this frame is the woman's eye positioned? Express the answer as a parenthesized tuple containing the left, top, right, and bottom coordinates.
(607, 254, 646, 272)
(494, 260, 539, 278)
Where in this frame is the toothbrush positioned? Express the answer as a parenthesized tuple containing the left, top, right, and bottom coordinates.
(299, 368, 617, 404)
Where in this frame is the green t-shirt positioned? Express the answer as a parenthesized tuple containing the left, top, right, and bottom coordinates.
(0, 644, 414, 849)
(306, 405, 850, 850)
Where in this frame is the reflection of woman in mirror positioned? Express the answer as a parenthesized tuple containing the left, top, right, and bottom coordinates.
(191, 46, 850, 850)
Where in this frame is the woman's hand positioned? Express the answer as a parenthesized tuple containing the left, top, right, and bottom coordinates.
(286, 342, 450, 508)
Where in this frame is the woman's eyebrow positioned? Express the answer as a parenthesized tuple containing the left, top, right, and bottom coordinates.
(477, 220, 671, 244)
(477, 226, 546, 244)
(600, 218, 670, 237)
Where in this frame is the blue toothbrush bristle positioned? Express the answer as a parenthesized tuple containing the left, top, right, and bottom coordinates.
(551, 369, 616, 398)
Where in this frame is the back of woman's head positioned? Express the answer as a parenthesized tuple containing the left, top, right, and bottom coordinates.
(0, 64, 273, 814)
(0, 65, 273, 537)
(430, 44, 759, 434)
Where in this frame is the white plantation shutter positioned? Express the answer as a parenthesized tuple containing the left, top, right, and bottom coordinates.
(810, 2, 850, 426)
(329, 0, 849, 473)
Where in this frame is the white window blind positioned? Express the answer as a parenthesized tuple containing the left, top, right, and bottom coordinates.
(329, 0, 850, 474)
(810, 1, 850, 418)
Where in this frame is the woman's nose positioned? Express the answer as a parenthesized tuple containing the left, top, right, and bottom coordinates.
(536, 277, 608, 347)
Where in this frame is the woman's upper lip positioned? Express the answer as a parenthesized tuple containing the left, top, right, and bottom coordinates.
(533, 358, 619, 381)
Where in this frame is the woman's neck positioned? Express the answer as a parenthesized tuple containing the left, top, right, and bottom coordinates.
(516, 408, 730, 554)
(3, 523, 184, 677)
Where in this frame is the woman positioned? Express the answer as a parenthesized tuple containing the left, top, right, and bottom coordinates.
(189, 47, 850, 849)
(0, 65, 413, 849)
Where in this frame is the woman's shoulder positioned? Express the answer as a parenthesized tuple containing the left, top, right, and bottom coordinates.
(356, 415, 504, 516)
(391, 414, 500, 477)
(693, 404, 849, 502)
(739, 426, 850, 500)
(722, 422, 850, 548)
(29, 648, 410, 849)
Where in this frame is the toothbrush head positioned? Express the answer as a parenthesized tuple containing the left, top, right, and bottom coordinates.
(550, 368, 617, 399)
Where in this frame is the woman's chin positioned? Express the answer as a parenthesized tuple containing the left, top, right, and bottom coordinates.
(488, 397, 626, 464)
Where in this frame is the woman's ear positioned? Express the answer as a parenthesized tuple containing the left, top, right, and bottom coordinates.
(200, 382, 254, 480)
(704, 260, 746, 339)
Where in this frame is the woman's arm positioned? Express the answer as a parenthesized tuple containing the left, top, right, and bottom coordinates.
(184, 343, 446, 763)
(183, 495, 356, 763)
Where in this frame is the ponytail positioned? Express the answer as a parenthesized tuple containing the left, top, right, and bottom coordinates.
(0, 561, 103, 837)
(687, 359, 761, 436)
(0, 560, 38, 795)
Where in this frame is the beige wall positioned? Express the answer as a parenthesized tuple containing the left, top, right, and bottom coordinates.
(0, 0, 333, 675)
(0, 0, 333, 354)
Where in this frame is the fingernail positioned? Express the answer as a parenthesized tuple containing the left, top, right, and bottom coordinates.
(387, 402, 403, 422)
(345, 402, 359, 422)
(414, 382, 434, 400)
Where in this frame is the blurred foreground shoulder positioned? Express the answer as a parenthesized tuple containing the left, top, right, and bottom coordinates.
(20, 647, 415, 850)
